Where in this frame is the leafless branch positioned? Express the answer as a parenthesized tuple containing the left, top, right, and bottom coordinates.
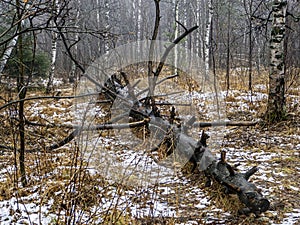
(193, 120, 259, 128)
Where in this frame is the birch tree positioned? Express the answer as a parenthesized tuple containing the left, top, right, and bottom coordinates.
(266, 0, 287, 122)
(174, 0, 179, 75)
(104, 0, 110, 53)
(96, 0, 101, 54)
(195, 0, 203, 59)
(0, 36, 18, 77)
(46, 0, 59, 93)
(204, 0, 213, 85)
(0, 4, 20, 79)
(137, 0, 142, 41)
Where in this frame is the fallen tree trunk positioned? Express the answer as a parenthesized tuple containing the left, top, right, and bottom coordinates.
(6, 7, 268, 213)
(206, 153, 270, 215)
(152, 117, 270, 215)
(177, 131, 270, 215)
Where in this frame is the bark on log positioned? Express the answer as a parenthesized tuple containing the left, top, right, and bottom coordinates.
(167, 129, 270, 215)
(128, 108, 270, 214)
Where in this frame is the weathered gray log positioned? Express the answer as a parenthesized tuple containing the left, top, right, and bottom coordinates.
(170, 130, 270, 215)
(90, 17, 270, 214)
(110, 89, 270, 215)
(132, 111, 269, 214)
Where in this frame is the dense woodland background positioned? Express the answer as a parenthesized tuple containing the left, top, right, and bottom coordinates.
(0, 0, 299, 224)
(1, 0, 299, 84)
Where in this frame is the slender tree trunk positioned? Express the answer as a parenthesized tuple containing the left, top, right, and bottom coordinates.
(96, 0, 101, 54)
(174, 0, 179, 75)
(0, 35, 19, 79)
(183, 0, 188, 58)
(256, 37, 261, 73)
(147, 0, 160, 107)
(46, 31, 57, 92)
(195, 0, 202, 58)
(104, 0, 110, 53)
(225, 0, 231, 91)
(203, 0, 213, 87)
(46, 0, 59, 93)
(226, 3, 231, 91)
(249, 22, 253, 93)
(16, 0, 27, 187)
(247, 0, 254, 94)
(266, 0, 287, 122)
(70, 0, 80, 83)
(137, 0, 142, 42)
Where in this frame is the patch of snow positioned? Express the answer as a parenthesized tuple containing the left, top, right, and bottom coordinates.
(0, 197, 55, 225)
(194, 197, 210, 209)
(254, 84, 267, 91)
(39, 78, 64, 87)
(289, 186, 299, 192)
(275, 208, 300, 225)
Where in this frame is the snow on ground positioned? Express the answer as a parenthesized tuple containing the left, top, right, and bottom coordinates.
(0, 84, 300, 224)
(0, 197, 55, 225)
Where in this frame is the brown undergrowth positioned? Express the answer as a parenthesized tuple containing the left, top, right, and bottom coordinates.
(0, 66, 299, 224)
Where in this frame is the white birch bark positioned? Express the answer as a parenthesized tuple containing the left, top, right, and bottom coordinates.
(46, 0, 59, 92)
(174, 0, 179, 75)
(136, 0, 142, 52)
(137, 0, 142, 41)
(46, 29, 58, 92)
(0, 35, 18, 76)
(0, 3, 27, 80)
(96, 0, 101, 54)
(183, 0, 189, 57)
(132, 0, 136, 35)
(195, 0, 202, 58)
(204, 0, 213, 84)
(104, 0, 110, 53)
(266, 0, 287, 122)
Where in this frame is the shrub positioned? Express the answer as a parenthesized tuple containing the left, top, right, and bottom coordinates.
(4, 45, 50, 79)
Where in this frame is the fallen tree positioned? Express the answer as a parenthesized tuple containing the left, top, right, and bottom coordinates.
(122, 104, 270, 215)
(160, 126, 270, 215)
(0, 0, 270, 219)
(46, 0, 270, 216)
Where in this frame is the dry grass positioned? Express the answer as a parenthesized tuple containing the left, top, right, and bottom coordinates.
(0, 65, 299, 224)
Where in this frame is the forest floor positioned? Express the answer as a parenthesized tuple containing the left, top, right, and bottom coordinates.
(0, 74, 299, 225)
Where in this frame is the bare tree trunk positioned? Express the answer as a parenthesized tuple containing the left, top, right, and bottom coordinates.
(137, 0, 142, 42)
(266, 0, 287, 122)
(16, 0, 27, 187)
(174, 0, 179, 75)
(0, 35, 18, 79)
(225, 0, 231, 91)
(249, 25, 253, 94)
(183, 0, 189, 57)
(203, 0, 213, 87)
(70, 0, 80, 83)
(147, 0, 160, 110)
(46, 0, 59, 93)
(244, 0, 254, 94)
(96, 0, 101, 54)
(104, 0, 110, 53)
(195, 0, 202, 58)
(47, 31, 58, 91)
